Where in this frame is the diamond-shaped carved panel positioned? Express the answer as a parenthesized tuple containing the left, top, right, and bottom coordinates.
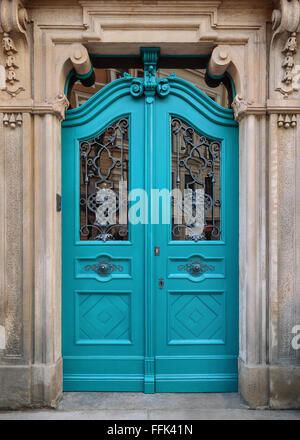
(76, 292, 131, 343)
(168, 291, 225, 343)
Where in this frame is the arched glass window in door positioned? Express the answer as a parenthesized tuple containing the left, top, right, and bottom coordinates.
(79, 117, 129, 241)
(171, 117, 221, 242)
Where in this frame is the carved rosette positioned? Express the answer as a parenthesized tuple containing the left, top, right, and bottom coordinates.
(128, 77, 144, 98)
(128, 75, 173, 99)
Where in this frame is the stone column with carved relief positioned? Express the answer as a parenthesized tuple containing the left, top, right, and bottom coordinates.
(0, 0, 68, 408)
(0, 0, 35, 408)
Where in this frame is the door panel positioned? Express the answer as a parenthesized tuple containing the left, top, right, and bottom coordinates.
(62, 89, 146, 391)
(153, 93, 238, 391)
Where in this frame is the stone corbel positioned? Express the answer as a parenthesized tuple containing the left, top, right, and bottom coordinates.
(0, 0, 29, 97)
(231, 95, 254, 122)
(69, 43, 95, 87)
(272, 0, 300, 39)
(208, 45, 232, 77)
(45, 94, 69, 121)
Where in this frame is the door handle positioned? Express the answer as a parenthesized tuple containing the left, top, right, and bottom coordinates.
(192, 264, 201, 274)
(99, 263, 108, 274)
(158, 278, 164, 289)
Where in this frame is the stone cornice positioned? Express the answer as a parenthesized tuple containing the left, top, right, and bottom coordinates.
(0, 94, 69, 120)
(231, 98, 300, 122)
(267, 98, 300, 112)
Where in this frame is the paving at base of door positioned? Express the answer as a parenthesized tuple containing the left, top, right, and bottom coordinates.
(0, 393, 300, 420)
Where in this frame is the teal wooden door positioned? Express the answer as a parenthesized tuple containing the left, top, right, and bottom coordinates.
(62, 49, 238, 393)
(152, 84, 239, 392)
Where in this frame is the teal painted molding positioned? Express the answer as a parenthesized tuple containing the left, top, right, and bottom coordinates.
(206, 63, 225, 81)
(126, 47, 173, 98)
(225, 72, 236, 99)
(64, 53, 237, 105)
(64, 64, 94, 97)
(64, 68, 76, 96)
(63, 75, 236, 128)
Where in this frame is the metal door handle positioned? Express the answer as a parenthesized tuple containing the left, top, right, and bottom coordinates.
(99, 263, 108, 274)
(192, 264, 201, 273)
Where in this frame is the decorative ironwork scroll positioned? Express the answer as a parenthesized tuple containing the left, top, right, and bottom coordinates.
(171, 117, 221, 241)
(79, 117, 129, 241)
(178, 259, 215, 276)
(84, 257, 123, 277)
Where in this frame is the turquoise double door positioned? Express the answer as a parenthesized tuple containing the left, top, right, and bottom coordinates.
(62, 64, 239, 393)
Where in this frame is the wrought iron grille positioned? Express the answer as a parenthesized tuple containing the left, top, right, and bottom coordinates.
(79, 117, 129, 241)
(171, 117, 221, 241)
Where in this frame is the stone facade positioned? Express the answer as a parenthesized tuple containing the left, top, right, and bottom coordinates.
(0, 0, 299, 409)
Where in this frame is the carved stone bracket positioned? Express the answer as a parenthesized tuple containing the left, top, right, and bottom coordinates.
(208, 45, 232, 77)
(0, 0, 29, 97)
(126, 47, 174, 99)
(231, 95, 254, 122)
(45, 94, 69, 121)
(272, 0, 300, 38)
(69, 43, 95, 87)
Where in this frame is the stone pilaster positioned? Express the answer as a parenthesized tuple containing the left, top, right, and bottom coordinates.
(235, 110, 269, 408)
(268, 0, 300, 409)
(0, 0, 67, 408)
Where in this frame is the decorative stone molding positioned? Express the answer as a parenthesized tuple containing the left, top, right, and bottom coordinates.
(231, 95, 254, 122)
(0, 0, 29, 97)
(277, 113, 297, 128)
(272, 0, 300, 97)
(45, 94, 69, 121)
(2, 112, 22, 128)
(281, 33, 297, 84)
(79, 1, 221, 43)
(276, 31, 298, 97)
